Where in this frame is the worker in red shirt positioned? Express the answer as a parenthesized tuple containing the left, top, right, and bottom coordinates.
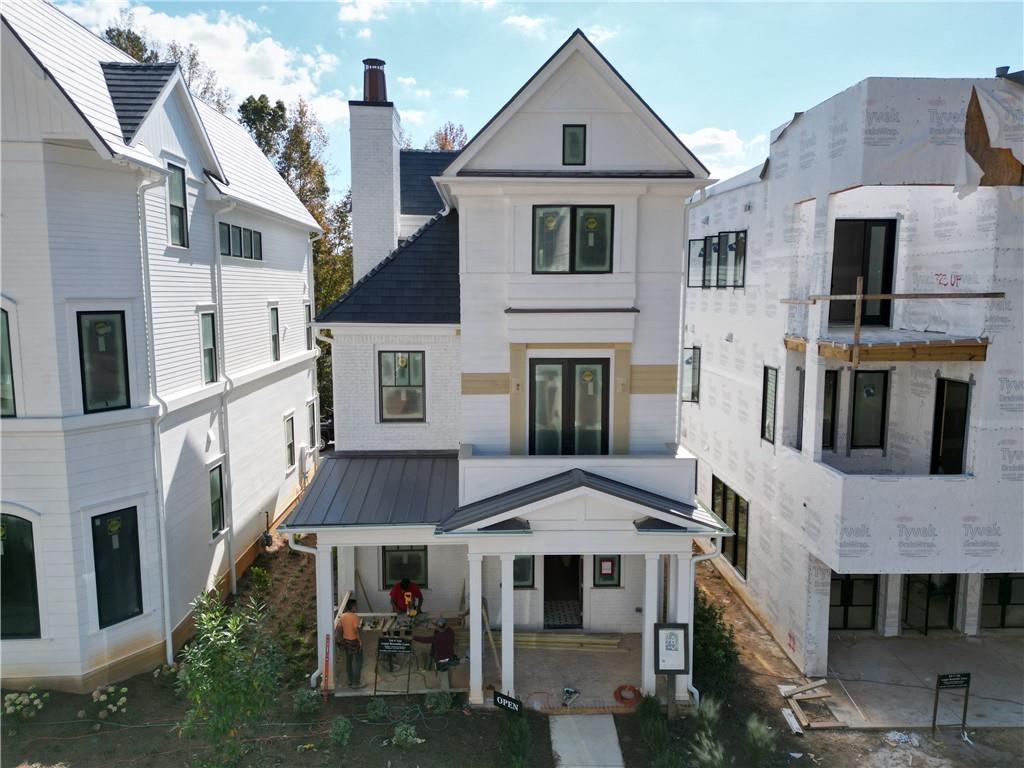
(389, 577, 423, 615)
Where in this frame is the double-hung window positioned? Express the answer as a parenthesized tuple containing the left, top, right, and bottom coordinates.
(533, 205, 613, 273)
(78, 311, 130, 413)
(379, 351, 425, 422)
(851, 370, 888, 449)
(1, 309, 15, 417)
(269, 307, 280, 361)
(284, 415, 295, 469)
(760, 366, 778, 443)
(712, 476, 749, 578)
(209, 465, 224, 537)
(91, 507, 143, 628)
(200, 312, 217, 384)
(307, 401, 317, 450)
(681, 347, 700, 403)
(168, 164, 188, 247)
(305, 305, 313, 351)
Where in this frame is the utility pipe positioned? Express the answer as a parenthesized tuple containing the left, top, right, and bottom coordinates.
(687, 535, 722, 708)
(212, 200, 238, 594)
(137, 172, 174, 665)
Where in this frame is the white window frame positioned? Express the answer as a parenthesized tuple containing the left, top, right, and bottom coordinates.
(65, 300, 139, 418)
(268, 302, 281, 362)
(307, 397, 318, 453)
(304, 303, 313, 351)
(196, 305, 217, 385)
(165, 159, 189, 249)
(283, 410, 296, 474)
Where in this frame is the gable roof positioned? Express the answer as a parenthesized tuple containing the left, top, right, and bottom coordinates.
(317, 210, 460, 324)
(400, 149, 459, 215)
(438, 468, 731, 534)
(442, 29, 708, 179)
(100, 62, 178, 143)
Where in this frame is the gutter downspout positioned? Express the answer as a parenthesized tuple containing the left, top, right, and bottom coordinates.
(687, 535, 722, 708)
(137, 173, 174, 665)
(213, 200, 238, 594)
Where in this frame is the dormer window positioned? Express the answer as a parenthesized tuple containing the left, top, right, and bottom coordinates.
(533, 205, 613, 273)
(562, 124, 586, 165)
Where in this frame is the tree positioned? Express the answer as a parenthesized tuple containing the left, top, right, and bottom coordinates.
(315, 194, 354, 415)
(102, 9, 160, 63)
(396, 122, 414, 150)
(425, 121, 468, 151)
(166, 41, 232, 114)
(238, 95, 288, 160)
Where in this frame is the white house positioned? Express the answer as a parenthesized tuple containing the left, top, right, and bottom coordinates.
(1, 0, 320, 691)
(292, 31, 730, 705)
(679, 74, 1023, 676)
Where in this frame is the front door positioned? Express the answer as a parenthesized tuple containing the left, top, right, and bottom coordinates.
(529, 359, 610, 456)
(829, 219, 896, 326)
(544, 555, 582, 629)
(902, 574, 958, 635)
(931, 379, 970, 475)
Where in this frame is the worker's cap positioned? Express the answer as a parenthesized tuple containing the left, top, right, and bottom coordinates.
(435, 617, 447, 627)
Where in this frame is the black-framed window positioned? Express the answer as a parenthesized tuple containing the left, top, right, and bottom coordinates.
(530, 358, 609, 456)
(230, 225, 242, 257)
(379, 351, 425, 422)
(305, 305, 313, 351)
(686, 239, 705, 288)
(91, 507, 143, 629)
(269, 307, 280, 361)
(829, 573, 877, 630)
(851, 370, 888, 449)
(210, 465, 224, 537)
(284, 415, 295, 468)
(513, 555, 534, 588)
(712, 476, 748, 578)
(829, 219, 896, 326)
(78, 311, 130, 414)
(1, 308, 15, 417)
(982, 573, 1024, 629)
(562, 124, 586, 165)
(822, 370, 838, 450)
(252, 231, 263, 260)
(760, 366, 778, 443)
(533, 205, 613, 273)
(200, 312, 217, 384)
(694, 231, 747, 288)
(307, 401, 316, 449)
(593, 555, 621, 587)
(1, 514, 40, 639)
(681, 347, 700, 403)
(382, 546, 427, 588)
(241, 229, 252, 259)
(218, 222, 230, 256)
(168, 164, 188, 247)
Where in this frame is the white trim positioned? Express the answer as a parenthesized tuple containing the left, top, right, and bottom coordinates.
(283, 413, 296, 474)
(64, 299, 140, 417)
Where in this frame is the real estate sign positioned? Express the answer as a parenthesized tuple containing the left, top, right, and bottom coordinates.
(653, 622, 689, 675)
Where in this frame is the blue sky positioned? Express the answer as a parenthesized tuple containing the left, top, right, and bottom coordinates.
(62, 1, 1022, 196)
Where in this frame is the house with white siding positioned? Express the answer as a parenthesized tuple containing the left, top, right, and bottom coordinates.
(1, 0, 320, 691)
(290, 31, 731, 706)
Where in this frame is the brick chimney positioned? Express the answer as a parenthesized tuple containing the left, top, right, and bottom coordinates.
(349, 58, 402, 282)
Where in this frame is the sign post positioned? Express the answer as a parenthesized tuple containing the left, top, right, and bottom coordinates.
(375, 635, 413, 695)
(932, 672, 971, 737)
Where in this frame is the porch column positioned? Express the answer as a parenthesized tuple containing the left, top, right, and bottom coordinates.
(641, 553, 660, 696)
(468, 553, 484, 704)
(673, 553, 694, 703)
(667, 555, 680, 622)
(500, 554, 516, 696)
(336, 545, 356, 607)
(315, 544, 335, 690)
(880, 574, 902, 637)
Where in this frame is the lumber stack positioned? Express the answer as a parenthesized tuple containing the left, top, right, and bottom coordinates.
(451, 629, 624, 652)
(777, 679, 848, 734)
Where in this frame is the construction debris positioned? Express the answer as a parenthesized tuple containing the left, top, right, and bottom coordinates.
(778, 680, 847, 730)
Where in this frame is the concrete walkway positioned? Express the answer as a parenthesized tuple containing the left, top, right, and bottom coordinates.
(826, 632, 1024, 728)
(549, 714, 625, 768)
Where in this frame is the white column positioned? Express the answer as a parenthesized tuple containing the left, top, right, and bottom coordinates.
(315, 544, 335, 690)
(336, 545, 356, 607)
(468, 553, 484, 704)
(881, 574, 902, 637)
(500, 554, 516, 696)
(673, 552, 694, 703)
(667, 555, 680, 622)
(641, 553, 660, 696)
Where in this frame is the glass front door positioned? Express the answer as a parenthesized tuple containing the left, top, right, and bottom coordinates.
(931, 378, 969, 475)
(529, 359, 609, 456)
(903, 574, 958, 635)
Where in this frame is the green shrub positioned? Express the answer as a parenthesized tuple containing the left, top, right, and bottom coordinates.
(693, 589, 738, 701)
(328, 716, 353, 747)
(635, 693, 662, 724)
(639, 714, 669, 756)
(500, 712, 530, 768)
(3, 688, 49, 720)
(695, 696, 721, 736)
(691, 729, 727, 768)
(366, 697, 389, 722)
(248, 566, 271, 603)
(745, 713, 776, 767)
(292, 688, 321, 719)
(424, 690, 453, 714)
(651, 750, 686, 768)
(392, 722, 419, 748)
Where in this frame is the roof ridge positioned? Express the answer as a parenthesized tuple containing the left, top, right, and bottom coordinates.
(317, 211, 447, 319)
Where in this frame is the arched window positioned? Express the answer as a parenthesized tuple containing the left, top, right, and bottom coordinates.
(1, 513, 40, 639)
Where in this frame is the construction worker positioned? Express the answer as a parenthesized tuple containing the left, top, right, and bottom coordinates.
(335, 598, 366, 689)
(389, 577, 423, 616)
(414, 617, 457, 690)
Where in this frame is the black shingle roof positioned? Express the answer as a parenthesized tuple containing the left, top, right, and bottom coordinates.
(317, 210, 460, 324)
(400, 149, 458, 215)
(100, 62, 178, 143)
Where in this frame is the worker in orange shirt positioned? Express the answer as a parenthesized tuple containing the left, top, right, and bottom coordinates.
(335, 599, 366, 689)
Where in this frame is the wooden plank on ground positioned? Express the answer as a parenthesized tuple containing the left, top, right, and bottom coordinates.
(781, 708, 804, 735)
(808, 721, 848, 730)
(786, 679, 828, 697)
(789, 697, 810, 728)
(793, 690, 832, 702)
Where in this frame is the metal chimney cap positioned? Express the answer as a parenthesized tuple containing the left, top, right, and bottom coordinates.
(363, 58, 386, 68)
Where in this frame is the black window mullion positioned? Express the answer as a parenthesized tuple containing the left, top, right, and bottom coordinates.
(569, 208, 578, 273)
(562, 361, 573, 455)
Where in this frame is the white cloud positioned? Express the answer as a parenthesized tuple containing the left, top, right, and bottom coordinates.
(451, 88, 470, 99)
(397, 76, 418, 87)
(415, 88, 431, 98)
(678, 127, 768, 180)
(462, 0, 500, 9)
(585, 25, 618, 44)
(400, 109, 426, 126)
(337, 0, 389, 23)
(503, 14, 547, 38)
(357, 27, 372, 38)
(59, 2, 345, 116)
(310, 91, 350, 125)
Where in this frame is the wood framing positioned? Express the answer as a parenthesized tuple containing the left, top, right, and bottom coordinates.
(629, 365, 678, 395)
(817, 339, 989, 363)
